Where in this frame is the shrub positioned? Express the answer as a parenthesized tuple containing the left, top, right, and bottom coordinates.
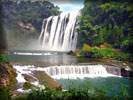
(14, 80, 133, 100)
(79, 44, 115, 58)
(23, 82, 33, 89)
(114, 52, 132, 61)
(0, 54, 8, 64)
(21, 86, 108, 100)
(0, 86, 11, 100)
(78, 44, 132, 61)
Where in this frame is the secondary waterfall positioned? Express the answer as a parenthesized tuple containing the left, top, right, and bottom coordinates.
(39, 10, 80, 51)
(43, 65, 121, 79)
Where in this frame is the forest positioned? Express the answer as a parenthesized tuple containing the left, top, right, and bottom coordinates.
(1, 0, 60, 48)
(77, 0, 133, 61)
(0, 0, 133, 100)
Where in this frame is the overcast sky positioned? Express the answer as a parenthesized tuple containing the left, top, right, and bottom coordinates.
(15, 0, 84, 12)
(47, 0, 84, 12)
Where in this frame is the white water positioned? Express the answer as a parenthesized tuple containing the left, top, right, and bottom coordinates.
(13, 64, 120, 89)
(13, 52, 56, 55)
(13, 65, 45, 92)
(39, 10, 80, 51)
(43, 65, 120, 79)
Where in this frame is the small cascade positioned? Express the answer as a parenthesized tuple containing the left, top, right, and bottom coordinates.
(39, 10, 80, 51)
(13, 64, 125, 92)
(12, 52, 56, 55)
(43, 65, 120, 79)
(13, 65, 45, 92)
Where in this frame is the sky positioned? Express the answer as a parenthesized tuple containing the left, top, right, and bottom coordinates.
(47, 0, 84, 12)
(14, 0, 84, 12)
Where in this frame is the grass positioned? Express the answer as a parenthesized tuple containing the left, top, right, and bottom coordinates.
(14, 83, 132, 100)
(0, 86, 12, 100)
(0, 79, 132, 100)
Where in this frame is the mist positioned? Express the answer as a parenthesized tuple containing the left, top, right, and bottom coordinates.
(0, 2, 7, 51)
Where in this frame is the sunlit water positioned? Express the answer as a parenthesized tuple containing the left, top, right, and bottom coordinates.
(6, 50, 133, 97)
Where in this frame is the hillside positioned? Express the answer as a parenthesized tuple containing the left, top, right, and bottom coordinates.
(76, 0, 133, 61)
(1, 0, 60, 49)
(77, 0, 133, 53)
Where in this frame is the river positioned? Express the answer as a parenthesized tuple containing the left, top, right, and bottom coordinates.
(6, 50, 133, 97)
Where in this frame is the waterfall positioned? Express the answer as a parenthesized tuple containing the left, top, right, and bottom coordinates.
(39, 10, 80, 51)
(43, 65, 121, 79)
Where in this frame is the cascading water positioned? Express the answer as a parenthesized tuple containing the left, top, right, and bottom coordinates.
(43, 65, 121, 79)
(39, 10, 80, 51)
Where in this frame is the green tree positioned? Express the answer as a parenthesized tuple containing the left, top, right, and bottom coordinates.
(99, 27, 104, 44)
(78, 0, 132, 54)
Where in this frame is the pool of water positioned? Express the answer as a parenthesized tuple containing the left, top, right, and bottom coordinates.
(6, 50, 133, 97)
(56, 77, 133, 98)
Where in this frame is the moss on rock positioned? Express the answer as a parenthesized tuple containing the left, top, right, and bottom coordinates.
(23, 82, 33, 89)
(34, 71, 62, 90)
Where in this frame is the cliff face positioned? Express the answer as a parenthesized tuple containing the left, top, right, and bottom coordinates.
(1, 0, 60, 50)
(5, 21, 39, 50)
(0, 63, 16, 87)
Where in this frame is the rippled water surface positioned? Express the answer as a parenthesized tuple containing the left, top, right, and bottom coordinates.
(6, 50, 133, 97)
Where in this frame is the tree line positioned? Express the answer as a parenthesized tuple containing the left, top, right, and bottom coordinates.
(78, 0, 133, 54)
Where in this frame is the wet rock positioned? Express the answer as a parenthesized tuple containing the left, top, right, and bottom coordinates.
(121, 68, 133, 78)
(34, 71, 62, 90)
(67, 50, 75, 55)
(0, 63, 16, 87)
(22, 74, 37, 82)
(55, 84, 62, 90)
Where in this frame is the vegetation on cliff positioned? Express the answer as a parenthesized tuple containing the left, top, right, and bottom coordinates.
(2, 0, 60, 32)
(0, 55, 17, 100)
(1, 0, 60, 48)
(0, 9, 16, 97)
(77, 0, 133, 61)
(77, 0, 132, 56)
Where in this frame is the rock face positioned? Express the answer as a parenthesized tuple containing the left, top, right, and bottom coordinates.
(6, 21, 38, 50)
(34, 71, 62, 90)
(67, 50, 76, 55)
(0, 63, 17, 87)
(18, 21, 35, 32)
(121, 68, 133, 78)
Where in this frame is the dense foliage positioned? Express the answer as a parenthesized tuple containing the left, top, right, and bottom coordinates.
(0, 0, 60, 48)
(78, 44, 132, 61)
(2, 0, 60, 32)
(14, 83, 132, 100)
(0, 54, 8, 63)
(0, 86, 11, 100)
(0, 80, 132, 100)
(78, 0, 133, 54)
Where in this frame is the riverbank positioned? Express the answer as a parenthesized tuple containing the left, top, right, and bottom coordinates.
(0, 53, 62, 99)
(0, 54, 17, 87)
(76, 44, 133, 62)
(0, 54, 17, 99)
(1, 50, 133, 100)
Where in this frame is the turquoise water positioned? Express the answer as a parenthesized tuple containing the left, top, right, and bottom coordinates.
(56, 77, 133, 98)
(6, 50, 133, 98)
